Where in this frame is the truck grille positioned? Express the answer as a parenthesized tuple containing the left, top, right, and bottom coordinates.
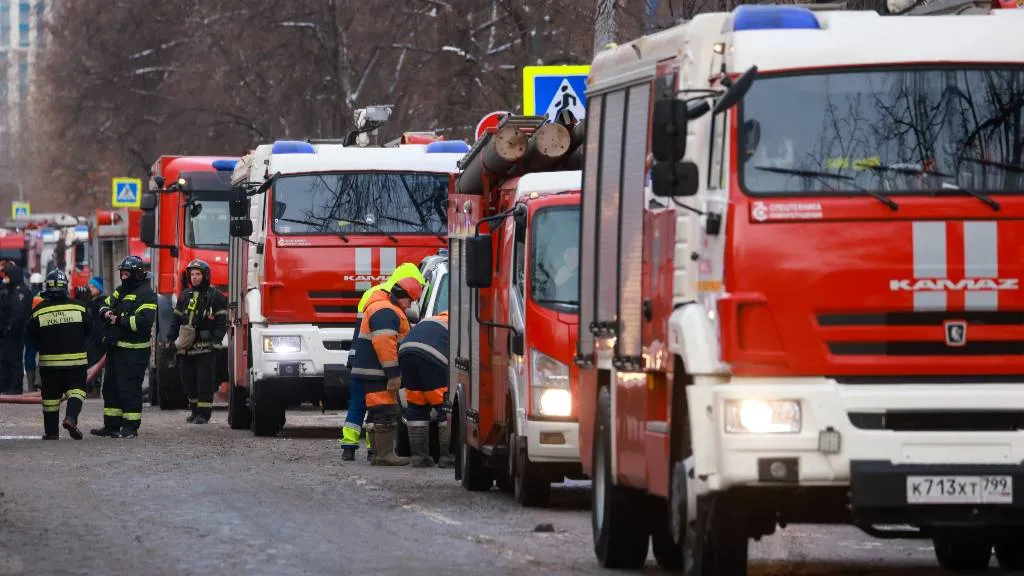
(849, 410, 1024, 432)
(819, 311, 1024, 357)
(309, 291, 362, 316)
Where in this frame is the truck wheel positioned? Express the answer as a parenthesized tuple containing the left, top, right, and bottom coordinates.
(228, 384, 250, 430)
(250, 383, 282, 437)
(933, 530, 992, 572)
(690, 493, 748, 576)
(650, 495, 683, 571)
(995, 530, 1024, 570)
(497, 400, 515, 493)
(514, 435, 551, 507)
(459, 405, 493, 492)
(593, 385, 649, 568)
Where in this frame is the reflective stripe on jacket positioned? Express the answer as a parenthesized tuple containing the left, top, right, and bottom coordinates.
(350, 290, 409, 382)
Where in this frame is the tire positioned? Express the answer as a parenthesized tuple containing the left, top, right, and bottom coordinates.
(514, 435, 551, 507)
(933, 530, 992, 572)
(651, 496, 683, 572)
(995, 530, 1024, 571)
(250, 382, 282, 437)
(690, 493, 749, 576)
(497, 400, 515, 494)
(592, 385, 650, 569)
(459, 405, 493, 492)
(228, 384, 250, 430)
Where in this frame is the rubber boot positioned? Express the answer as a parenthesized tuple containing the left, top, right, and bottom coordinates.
(340, 445, 356, 461)
(186, 401, 197, 424)
(370, 427, 409, 466)
(408, 423, 434, 468)
(43, 412, 59, 440)
(436, 422, 455, 469)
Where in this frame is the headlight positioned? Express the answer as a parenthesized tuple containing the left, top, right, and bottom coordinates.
(724, 399, 801, 434)
(530, 350, 572, 417)
(264, 336, 301, 354)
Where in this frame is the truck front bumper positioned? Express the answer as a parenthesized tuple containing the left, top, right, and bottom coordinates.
(250, 323, 354, 398)
(526, 419, 581, 466)
(690, 378, 1024, 493)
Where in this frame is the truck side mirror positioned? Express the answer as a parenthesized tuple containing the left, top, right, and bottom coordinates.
(140, 213, 156, 245)
(465, 234, 493, 289)
(229, 190, 249, 218)
(713, 65, 758, 114)
(140, 192, 158, 212)
(154, 176, 165, 189)
(652, 99, 689, 162)
(230, 219, 254, 238)
(652, 160, 700, 198)
(510, 332, 524, 356)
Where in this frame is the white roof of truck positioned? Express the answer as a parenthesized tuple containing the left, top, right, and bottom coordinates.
(515, 170, 582, 202)
(270, 147, 463, 176)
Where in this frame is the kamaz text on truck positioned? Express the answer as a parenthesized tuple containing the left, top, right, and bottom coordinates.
(140, 155, 238, 409)
(575, 4, 1024, 574)
(451, 116, 585, 506)
(226, 136, 468, 437)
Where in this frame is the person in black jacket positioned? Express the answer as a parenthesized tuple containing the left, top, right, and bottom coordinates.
(76, 276, 107, 395)
(25, 270, 92, 440)
(169, 259, 228, 425)
(90, 255, 157, 439)
(0, 264, 33, 395)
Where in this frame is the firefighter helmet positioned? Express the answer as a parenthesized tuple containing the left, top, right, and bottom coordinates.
(117, 255, 146, 273)
(43, 269, 69, 297)
(186, 258, 211, 281)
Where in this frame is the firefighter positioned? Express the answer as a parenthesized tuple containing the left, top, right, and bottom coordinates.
(24, 272, 44, 392)
(90, 255, 157, 439)
(340, 263, 425, 461)
(25, 270, 91, 440)
(351, 273, 424, 466)
(399, 310, 452, 468)
(0, 265, 32, 395)
(169, 259, 228, 424)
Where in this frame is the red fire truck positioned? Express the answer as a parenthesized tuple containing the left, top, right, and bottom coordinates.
(451, 116, 585, 505)
(226, 113, 467, 436)
(140, 155, 238, 409)
(577, 4, 1024, 574)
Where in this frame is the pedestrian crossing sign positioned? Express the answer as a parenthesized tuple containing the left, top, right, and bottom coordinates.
(112, 177, 142, 208)
(11, 201, 29, 220)
(522, 65, 590, 121)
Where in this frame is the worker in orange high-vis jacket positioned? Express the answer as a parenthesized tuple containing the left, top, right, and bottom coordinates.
(399, 311, 451, 468)
(340, 263, 425, 462)
(350, 274, 424, 466)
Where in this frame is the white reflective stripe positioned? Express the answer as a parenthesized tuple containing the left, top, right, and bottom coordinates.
(912, 221, 947, 311)
(356, 248, 372, 275)
(352, 367, 385, 377)
(381, 360, 398, 368)
(370, 329, 398, 338)
(379, 247, 397, 277)
(964, 221, 999, 311)
(399, 341, 448, 365)
(404, 419, 430, 428)
(342, 422, 362, 432)
(356, 282, 372, 291)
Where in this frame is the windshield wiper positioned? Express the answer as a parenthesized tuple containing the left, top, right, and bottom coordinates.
(378, 214, 443, 243)
(935, 182, 1000, 211)
(862, 164, 954, 178)
(754, 165, 899, 211)
(335, 217, 398, 243)
(276, 217, 350, 243)
(534, 298, 579, 307)
(959, 156, 1024, 174)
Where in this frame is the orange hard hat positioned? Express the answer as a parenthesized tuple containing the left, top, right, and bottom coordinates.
(391, 275, 424, 302)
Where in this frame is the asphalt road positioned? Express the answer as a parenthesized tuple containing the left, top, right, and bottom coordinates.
(0, 401, 966, 575)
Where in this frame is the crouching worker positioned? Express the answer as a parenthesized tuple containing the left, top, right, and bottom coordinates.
(399, 311, 452, 468)
(351, 274, 424, 466)
(25, 270, 91, 440)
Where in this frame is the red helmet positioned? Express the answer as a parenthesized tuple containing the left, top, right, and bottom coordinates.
(391, 275, 424, 302)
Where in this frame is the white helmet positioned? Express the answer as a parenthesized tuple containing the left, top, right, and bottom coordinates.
(29, 272, 43, 284)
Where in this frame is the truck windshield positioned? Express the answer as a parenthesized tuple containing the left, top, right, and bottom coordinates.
(185, 200, 230, 249)
(530, 205, 579, 311)
(740, 67, 1024, 195)
(271, 172, 449, 235)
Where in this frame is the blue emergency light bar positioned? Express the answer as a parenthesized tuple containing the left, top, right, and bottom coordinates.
(425, 141, 470, 154)
(271, 140, 316, 155)
(730, 5, 821, 31)
(212, 159, 238, 172)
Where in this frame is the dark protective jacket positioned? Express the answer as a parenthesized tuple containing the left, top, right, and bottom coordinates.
(100, 277, 157, 352)
(350, 290, 410, 383)
(25, 295, 92, 368)
(169, 283, 228, 356)
(1, 266, 33, 342)
(398, 311, 448, 368)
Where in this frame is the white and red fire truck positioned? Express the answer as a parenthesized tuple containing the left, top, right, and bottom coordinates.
(576, 3, 1024, 574)
(451, 116, 584, 506)
(227, 110, 468, 436)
